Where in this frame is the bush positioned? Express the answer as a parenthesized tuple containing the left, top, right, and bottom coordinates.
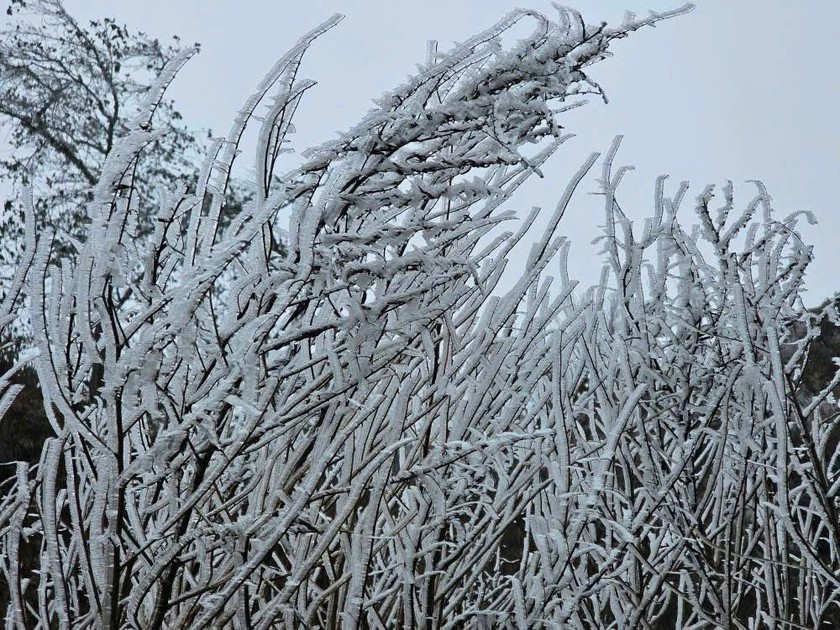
(2, 5, 839, 628)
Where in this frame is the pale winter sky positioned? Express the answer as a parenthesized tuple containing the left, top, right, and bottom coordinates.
(53, 2, 840, 306)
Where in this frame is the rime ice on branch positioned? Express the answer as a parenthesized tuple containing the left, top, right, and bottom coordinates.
(2, 4, 839, 629)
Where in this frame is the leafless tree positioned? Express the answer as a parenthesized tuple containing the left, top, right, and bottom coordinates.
(0, 0, 199, 236)
(0, 0, 247, 348)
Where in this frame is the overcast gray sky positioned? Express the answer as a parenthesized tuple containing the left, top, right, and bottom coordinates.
(58, 1, 840, 305)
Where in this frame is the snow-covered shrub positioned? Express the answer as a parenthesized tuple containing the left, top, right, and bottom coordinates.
(2, 4, 839, 628)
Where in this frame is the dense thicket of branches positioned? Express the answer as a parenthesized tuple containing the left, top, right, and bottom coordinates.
(1, 4, 839, 628)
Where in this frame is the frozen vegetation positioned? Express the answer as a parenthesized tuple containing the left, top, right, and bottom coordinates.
(1, 3, 839, 628)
